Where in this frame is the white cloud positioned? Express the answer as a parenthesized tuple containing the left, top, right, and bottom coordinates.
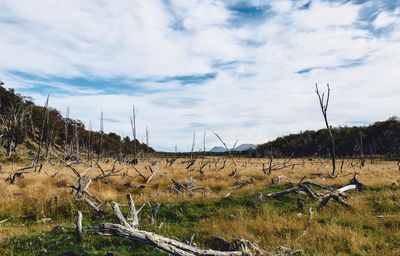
(373, 9, 399, 28)
(0, 0, 400, 151)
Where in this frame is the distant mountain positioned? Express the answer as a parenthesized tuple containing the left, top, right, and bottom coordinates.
(209, 146, 227, 153)
(232, 144, 258, 151)
(209, 144, 258, 153)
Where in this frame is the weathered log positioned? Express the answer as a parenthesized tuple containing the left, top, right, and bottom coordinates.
(98, 223, 244, 256)
(211, 236, 265, 255)
(69, 185, 102, 205)
(126, 193, 139, 228)
(318, 175, 362, 209)
(166, 158, 177, 167)
(132, 166, 147, 181)
(76, 175, 91, 198)
(94, 163, 124, 181)
(146, 166, 158, 184)
(76, 211, 83, 242)
(81, 198, 103, 214)
(96, 196, 264, 256)
(55, 155, 81, 177)
(265, 186, 304, 198)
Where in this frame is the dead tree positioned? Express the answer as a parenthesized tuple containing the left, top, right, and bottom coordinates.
(359, 132, 365, 167)
(268, 148, 273, 174)
(0, 103, 24, 157)
(34, 95, 50, 172)
(64, 107, 70, 160)
(213, 132, 237, 167)
(130, 105, 138, 164)
(87, 121, 93, 166)
(315, 84, 336, 177)
(94, 163, 125, 181)
(263, 175, 362, 209)
(96, 195, 265, 255)
(5, 165, 34, 184)
(190, 132, 196, 162)
(318, 174, 362, 209)
(132, 165, 159, 187)
(73, 123, 80, 162)
(145, 126, 150, 160)
(55, 155, 103, 213)
(200, 131, 207, 169)
(166, 158, 177, 167)
(171, 178, 210, 194)
(97, 111, 104, 162)
(76, 210, 83, 242)
(183, 133, 197, 170)
(44, 106, 52, 159)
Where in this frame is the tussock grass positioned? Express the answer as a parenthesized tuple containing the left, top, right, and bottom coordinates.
(0, 157, 399, 255)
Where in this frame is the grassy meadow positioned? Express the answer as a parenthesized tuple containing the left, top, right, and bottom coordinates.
(0, 157, 399, 255)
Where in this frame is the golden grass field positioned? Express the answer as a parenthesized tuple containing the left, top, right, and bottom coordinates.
(0, 157, 399, 255)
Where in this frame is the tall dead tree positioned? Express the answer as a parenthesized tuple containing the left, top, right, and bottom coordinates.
(315, 84, 336, 177)
(44, 104, 52, 158)
(87, 121, 93, 165)
(359, 132, 365, 167)
(145, 126, 149, 159)
(64, 107, 70, 160)
(268, 147, 273, 174)
(34, 95, 49, 172)
(202, 132, 206, 160)
(190, 133, 196, 161)
(0, 103, 24, 157)
(130, 106, 137, 162)
(98, 111, 104, 162)
(74, 123, 80, 162)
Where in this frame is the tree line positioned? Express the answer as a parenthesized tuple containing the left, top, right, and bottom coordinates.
(252, 117, 400, 159)
(0, 82, 153, 161)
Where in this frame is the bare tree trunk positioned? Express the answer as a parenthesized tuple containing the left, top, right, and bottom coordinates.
(145, 126, 149, 160)
(315, 84, 336, 177)
(98, 111, 104, 162)
(64, 107, 70, 160)
(35, 95, 49, 172)
(130, 105, 137, 162)
(74, 123, 80, 162)
(190, 133, 196, 161)
(359, 133, 365, 167)
(268, 148, 273, 174)
(88, 122, 93, 166)
(44, 104, 51, 158)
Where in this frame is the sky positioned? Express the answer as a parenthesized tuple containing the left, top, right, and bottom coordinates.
(0, 0, 400, 152)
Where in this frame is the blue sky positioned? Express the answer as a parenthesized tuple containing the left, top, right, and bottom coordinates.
(0, 0, 399, 151)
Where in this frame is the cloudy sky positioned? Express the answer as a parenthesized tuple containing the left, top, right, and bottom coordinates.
(1, 0, 399, 151)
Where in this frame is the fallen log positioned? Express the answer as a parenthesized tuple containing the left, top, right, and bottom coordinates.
(318, 174, 362, 209)
(264, 175, 363, 209)
(76, 211, 83, 242)
(96, 195, 265, 256)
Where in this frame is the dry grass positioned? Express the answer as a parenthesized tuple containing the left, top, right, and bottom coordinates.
(0, 157, 399, 255)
